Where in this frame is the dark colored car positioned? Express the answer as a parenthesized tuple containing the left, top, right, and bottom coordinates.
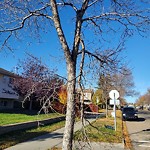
(122, 107, 138, 121)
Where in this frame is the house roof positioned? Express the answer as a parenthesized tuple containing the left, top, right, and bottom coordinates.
(77, 89, 94, 94)
(0, 68, 16, 77)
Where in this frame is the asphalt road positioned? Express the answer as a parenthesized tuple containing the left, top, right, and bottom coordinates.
(126, 110, 150, 150)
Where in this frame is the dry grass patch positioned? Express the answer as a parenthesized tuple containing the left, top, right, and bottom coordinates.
(74, 110, 123, 143)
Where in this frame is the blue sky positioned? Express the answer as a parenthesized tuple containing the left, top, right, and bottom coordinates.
(0, 33, 149, 104)
(124, 35, 150, 103)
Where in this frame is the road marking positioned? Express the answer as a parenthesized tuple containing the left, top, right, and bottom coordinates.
(138, 140, 150, 143)
(137, 140, 150, 148)
(139, 144, 150, 147)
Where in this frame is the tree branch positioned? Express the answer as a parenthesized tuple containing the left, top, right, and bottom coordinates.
(84, 50, 106, 64)
(57, 1, 78, 12)
(0, 32, 12, 51)
(72, 0, 90, 61)
(50, 0, 71, 63)
(0, 13, 33, 32)
(88, 0, 98, 7)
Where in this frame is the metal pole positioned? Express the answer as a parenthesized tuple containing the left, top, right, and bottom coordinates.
(114, 93, 117, 131)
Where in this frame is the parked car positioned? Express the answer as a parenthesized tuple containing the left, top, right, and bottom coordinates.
(122, 107, 138, 121)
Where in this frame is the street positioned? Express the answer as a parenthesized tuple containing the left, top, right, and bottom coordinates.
(126, 110, 150, 150)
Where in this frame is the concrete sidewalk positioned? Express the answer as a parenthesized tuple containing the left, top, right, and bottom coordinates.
(5, 118, 124, 150)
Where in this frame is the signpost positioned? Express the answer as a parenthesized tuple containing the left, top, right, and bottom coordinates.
(109, 90, 120, 131)
(110, 99, 120, 105)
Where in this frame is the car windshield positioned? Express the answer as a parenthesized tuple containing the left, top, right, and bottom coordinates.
(123, 107, 135, 112)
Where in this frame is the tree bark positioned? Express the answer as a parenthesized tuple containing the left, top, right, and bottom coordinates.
(62, 61, 76, 150)
(50, 1, 77, 149)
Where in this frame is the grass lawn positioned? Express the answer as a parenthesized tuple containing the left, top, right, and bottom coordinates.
(0, 112, 64, 126)
(74, 110, 123, 143)
(0, 121, 65, 150)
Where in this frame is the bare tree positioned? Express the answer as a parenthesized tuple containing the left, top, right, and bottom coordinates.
(111, 68, 138, 97)
(136, 88, 150, 106)
(13, 54, 63, 112)
(0, 1, 150, 149)
(98, 67, 138, 113)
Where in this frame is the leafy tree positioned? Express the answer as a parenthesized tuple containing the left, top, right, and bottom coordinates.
(0, 1, 149, 149)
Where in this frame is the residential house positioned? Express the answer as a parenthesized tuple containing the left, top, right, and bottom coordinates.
(0, 68, 19, 109)
(77, 89, 100, 113)
(78, 89, 94, 104)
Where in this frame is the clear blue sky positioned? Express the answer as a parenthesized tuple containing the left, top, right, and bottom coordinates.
(124, 35, 150, 103)
(0, 33, 149, 103)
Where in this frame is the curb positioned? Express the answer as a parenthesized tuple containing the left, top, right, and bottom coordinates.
(0, 116, 65, 135)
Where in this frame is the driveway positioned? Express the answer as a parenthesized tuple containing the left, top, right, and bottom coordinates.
(126, 110, 150, 150)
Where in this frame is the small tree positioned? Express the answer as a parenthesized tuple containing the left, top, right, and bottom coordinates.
(13, 55, 63, 112)
(92, 89, 103, 105)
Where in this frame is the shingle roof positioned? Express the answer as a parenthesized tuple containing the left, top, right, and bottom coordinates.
(0, 68, 16, 77)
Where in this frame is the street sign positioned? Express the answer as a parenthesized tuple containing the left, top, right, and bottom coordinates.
(110, 99, 120, 105)
(109, 90, 119, 99)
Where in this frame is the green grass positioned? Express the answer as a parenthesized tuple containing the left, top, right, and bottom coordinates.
(74, 110, 123, 143)
(0, 113, 64, 125)
(0, 121, 65, 150)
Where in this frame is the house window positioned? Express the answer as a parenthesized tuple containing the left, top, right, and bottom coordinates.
(0, 100, 8, 107)
(9, 78, 13, 84)
(3, 75, 8, 83)
(84, 93, 91, 100)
